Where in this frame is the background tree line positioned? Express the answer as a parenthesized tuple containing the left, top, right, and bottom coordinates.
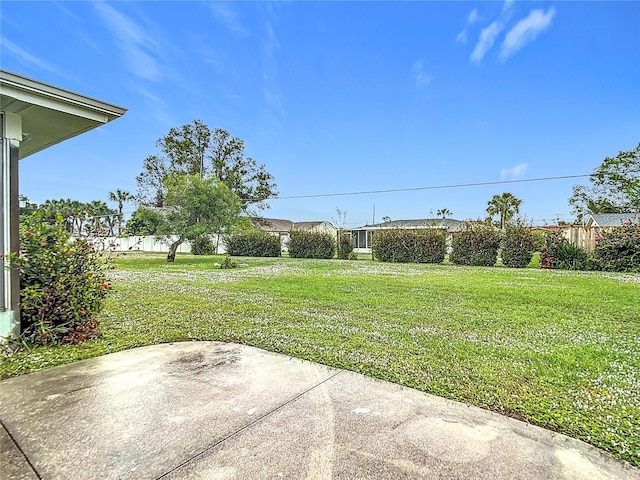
(20, 197, 122, 236)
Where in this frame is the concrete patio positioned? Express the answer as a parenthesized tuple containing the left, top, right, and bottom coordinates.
(1, 341, 638, 479)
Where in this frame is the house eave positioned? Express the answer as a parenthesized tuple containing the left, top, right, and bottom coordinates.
(0, 70, 127, 159)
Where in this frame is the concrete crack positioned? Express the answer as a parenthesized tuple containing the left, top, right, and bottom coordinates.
(155, 369, 343, 479)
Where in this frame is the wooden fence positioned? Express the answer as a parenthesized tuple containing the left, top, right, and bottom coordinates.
(544, 226, 600, 252)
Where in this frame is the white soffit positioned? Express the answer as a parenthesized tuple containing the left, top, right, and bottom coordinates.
(0, 70, 127, 158)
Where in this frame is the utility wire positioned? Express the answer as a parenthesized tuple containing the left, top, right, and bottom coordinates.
(269, 173, 592, 200)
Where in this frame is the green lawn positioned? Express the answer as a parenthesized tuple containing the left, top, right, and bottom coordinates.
(2, 253, 639, 467)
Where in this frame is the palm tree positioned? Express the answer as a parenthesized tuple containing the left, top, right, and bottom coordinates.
(86, 200, 116, 236)
(486, 192, 522, 229)
(108, 189, 134, 235)
(40, 198, 83, 233)
(69, 200, 87, 235)
(436, 208, 452, 219)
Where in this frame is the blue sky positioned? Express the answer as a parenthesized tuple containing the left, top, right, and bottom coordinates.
(2, 1, 639, 228)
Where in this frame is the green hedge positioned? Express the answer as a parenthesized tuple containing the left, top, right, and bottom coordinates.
(450, 223, 501, 266)
(591, 224, 640, 272)
(226, 231, 281, 257)
(288, 231, 335, 259)
(337, 231, 355, 260)
(191, 235, 216, 255)
(501, 223, 535, 268)
(372, 229, 445, 263)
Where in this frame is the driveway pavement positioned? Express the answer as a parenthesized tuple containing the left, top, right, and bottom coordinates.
(1, 341, 638, 479)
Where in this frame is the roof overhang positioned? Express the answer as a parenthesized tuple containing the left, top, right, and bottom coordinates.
(0, 70, 127, 158)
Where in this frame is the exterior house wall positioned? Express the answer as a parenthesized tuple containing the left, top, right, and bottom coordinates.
(305, 222, 337, 237)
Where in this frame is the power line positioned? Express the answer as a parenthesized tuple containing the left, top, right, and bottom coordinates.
(270, 173, 592, 200)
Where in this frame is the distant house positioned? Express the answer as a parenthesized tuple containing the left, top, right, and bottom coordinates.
(584, 213, 639, 228)
(251, 218, 337, 251)
(349, 218, 464, 253)
(251, 218, 294, 235)
(294, 221, 337, 236)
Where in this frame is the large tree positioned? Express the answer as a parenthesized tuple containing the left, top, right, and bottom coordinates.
(123, 207, 163, 236)
(569, 143, 640, 222)
(156, 174, 242, 262)
(136, 119, 277, 213)
(486, 192, 523, 230)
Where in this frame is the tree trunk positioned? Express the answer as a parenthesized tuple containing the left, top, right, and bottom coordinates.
(167, 239, 182, 262)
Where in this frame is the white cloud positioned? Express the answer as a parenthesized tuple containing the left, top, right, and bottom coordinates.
(502, 0, 515, 15)
(458, 0, 553, 64)
(412, 58, 433, 87)
(0, 37, 64, 75)
(209, 3, 249, 37)
(94, 3, 162, 81)
(262, 22, 280, 63)
(133, 86, 172, 125)
(261, 22, 285, 120)
(456, 30, 468, 45)
(415, 73, 433, 86)
(500, 7, 556, 60)
(456, 9, 479, 44)
(471, 21, 503, 63)
(197, 45, 225, 71)
(500, 163, 528, 180)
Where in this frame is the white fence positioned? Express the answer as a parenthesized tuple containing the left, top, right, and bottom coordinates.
(79, 235, 227, 254)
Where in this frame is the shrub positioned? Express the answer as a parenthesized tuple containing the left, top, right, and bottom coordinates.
(337, 231, 355, 260)
(219, 255, 238, 269)
(16, 213, 113, 346)
(590, 224, 640, 272)
(190, 235, 215, 255)
(530, 229, 546, 252)
(226, 231, 281, 257)
(413, 229, 446, 263)
(502, 223, 535, 268)
(288, 231, 335, 259)
(539, 231, 588, 270)
(450, 222, 501, 266)
(372, 229, 413, 263)
(372, 229, 445, 263)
